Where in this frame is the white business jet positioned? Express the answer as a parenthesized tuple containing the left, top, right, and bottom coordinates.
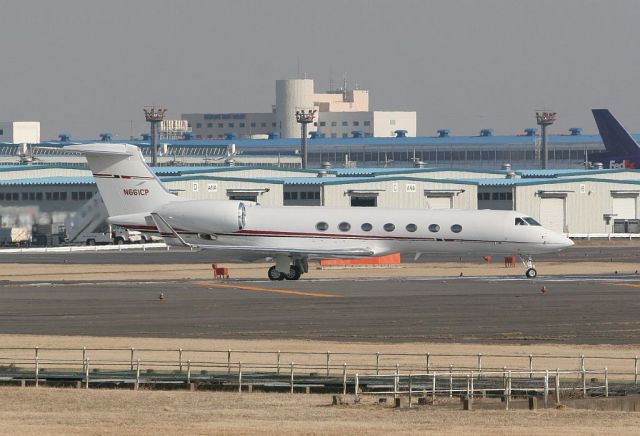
(66, 143, 573, 280)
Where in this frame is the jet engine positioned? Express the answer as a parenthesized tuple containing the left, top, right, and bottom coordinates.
(154, 200, 247, 235)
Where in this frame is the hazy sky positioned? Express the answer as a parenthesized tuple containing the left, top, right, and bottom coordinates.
(1, 0, 639, 140)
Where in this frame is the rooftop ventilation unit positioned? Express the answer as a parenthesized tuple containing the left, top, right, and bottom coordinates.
(321, 161, 332, 170)
(394, 130, 408, 138)
(569, 127, 582, 136)
(268, 131, 280, 139)
(502, 163, 512, 171)
(183, 132, 194, 140)
(594, 162, 604, 170)
(225, 132, 238, 140)
(524, 128, 537, 136)
(58, 133, 71, 142)
(352, 130, 365, 138)
(414, 160, 426, 168)
(480, 129, 493, 137)
(309, 131, 321, 139)
(141, 133, 151, 141)
(437, 129, 450, 138)
(506, 171, 517, 179)
(99, 133, 112, 142)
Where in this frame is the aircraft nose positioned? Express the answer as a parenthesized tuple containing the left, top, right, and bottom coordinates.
(547, 232, 574, 249)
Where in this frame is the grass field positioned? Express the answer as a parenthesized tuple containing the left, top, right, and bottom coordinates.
(0, 387, 638, 435)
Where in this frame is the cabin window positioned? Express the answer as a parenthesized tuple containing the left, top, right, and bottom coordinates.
(361, 223, 373, 232)
(515, 218, 527, 226)
(406, 224, 417, 232)
(383, 223, 395, 232)
(428, 224, 440, 233)
(524, 217, 541, 226)
(338, 222, 351, 232)
(451, 224, 462, 233)
(316, 222, 329, 231)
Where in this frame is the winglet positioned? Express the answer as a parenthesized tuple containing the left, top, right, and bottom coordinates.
(150, 213, 192, 247)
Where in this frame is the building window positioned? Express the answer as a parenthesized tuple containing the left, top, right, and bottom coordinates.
(46, 192, 52, 200)
(364, 121, 370, 126)
(428, 224, 440, 233)
(72, 192, 78, 200)
(250, 122, 256, 128)
(218, 123, 224, 128)
(272, 122, 276, 127)
(239, 123, 245, 128)
(196, 123, 202, 128)
(383, 223, 395, 232)
(207, 134, 213, 139)
(342, 121, 348, 126)
(361, 223, 373, 231)
(492, 192, 499, 200)
(29, 192, 35, 201)
(61, 192, 67, 201)
(87, 192, 93, 199)
(228, 123, 234, 128)
(342, 133, 348, 138)
(53, 192, 60, 201)
(320, 121, 326, 127)
(0, 193, 4, 200)
(207, 123, 213, 128)
(21, 193, 28, 201)
(390, 120, 396, 125)
(261, 122, 267, 127)
(506, 192, 513, 200)
(351, 196, 377, 207)
(331, 133, 337, 138)
(338, 222, 351, 232)
(353, 121, 359, 126)
(36, 192, 43, 201)
(331, 121, 337, 127)
(300, 192, 307, 200)
(406, 224, 417, 232)
(451, 224, 463, 233)
(316, 222, 329, 231)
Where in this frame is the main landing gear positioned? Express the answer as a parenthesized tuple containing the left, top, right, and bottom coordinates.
(519, 255, 537, 278)
(267, 256, 308, 281)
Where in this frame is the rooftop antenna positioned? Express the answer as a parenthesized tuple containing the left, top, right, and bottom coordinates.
(343, 73, 347, 99)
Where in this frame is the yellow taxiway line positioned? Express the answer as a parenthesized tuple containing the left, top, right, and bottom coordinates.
(609, 283, 640, 289)
(191, 281, 340, 298)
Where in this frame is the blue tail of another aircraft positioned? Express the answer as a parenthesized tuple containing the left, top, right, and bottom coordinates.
(592, 109, 640, 155)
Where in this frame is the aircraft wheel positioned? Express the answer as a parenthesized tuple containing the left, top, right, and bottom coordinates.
(284, 266, 302, 281)
(268, 266, 285, 281)
(525, 268, 537, 278)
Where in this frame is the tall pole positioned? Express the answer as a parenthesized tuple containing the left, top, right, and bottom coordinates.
(536, 111, 556, 170)
(295, 108, 317, 169)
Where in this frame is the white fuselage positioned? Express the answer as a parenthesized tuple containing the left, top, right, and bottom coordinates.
(118, 200, 573, 261)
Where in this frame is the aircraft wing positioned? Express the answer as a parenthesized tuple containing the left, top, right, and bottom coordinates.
(149, 213, 375, 257)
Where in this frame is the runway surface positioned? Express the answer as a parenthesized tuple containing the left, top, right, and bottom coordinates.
(1, 275, 639, 344)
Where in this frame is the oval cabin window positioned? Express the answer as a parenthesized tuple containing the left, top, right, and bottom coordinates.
(338, 222, 351, 232)
(316, 222, 329, 231)
(383, 223, 395, 232)
(361, 223, 373, 232)
(428, 224, 440, 233)
(406, 224, 417, 232)
(451, 224, 463, 233)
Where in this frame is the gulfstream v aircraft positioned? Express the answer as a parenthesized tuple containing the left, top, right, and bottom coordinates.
(66, 143, 573, 280)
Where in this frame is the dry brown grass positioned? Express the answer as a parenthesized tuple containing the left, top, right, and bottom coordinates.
(1, 260, 640, 282)
(0, 387, 638, 435)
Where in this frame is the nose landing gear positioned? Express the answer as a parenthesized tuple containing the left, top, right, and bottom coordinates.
(520, 255, 537, 278)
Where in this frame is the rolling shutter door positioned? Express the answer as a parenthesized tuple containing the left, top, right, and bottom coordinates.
(612, 197, 636, 219)
(427, 196, 452, 209)
(540, 198, 564, 232)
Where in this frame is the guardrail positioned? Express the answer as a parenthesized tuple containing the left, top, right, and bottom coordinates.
(0, 242, 169, 254)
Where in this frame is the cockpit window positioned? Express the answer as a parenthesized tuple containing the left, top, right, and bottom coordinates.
(515, 217, 527, 226)
(524, 217, 541, 226)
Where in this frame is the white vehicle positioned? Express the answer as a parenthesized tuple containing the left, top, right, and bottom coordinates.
(80, 226, 142, 246)
(66, 143, 573, 280)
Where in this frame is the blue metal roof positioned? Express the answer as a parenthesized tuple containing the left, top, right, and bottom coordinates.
(0, 176, 95, 186)
(33, 131, 640, 149)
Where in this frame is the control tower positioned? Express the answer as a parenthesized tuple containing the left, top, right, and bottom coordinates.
(536, 111, 556, 169)
(144, 106, 167, 167)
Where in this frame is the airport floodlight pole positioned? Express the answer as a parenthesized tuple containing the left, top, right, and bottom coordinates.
(144, 106, 167, 167)
(295, 108, 317, 169)
(536, 111, 556, 169)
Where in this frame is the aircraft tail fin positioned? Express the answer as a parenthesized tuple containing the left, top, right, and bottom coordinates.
(64, 143, 181, 217)
(592, 109, 640, 155)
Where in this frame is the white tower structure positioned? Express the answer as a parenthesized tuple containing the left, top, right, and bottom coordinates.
(275, 79, 315, 139)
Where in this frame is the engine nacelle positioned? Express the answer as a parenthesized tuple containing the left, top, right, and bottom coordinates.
(154, 200, 247, 234)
